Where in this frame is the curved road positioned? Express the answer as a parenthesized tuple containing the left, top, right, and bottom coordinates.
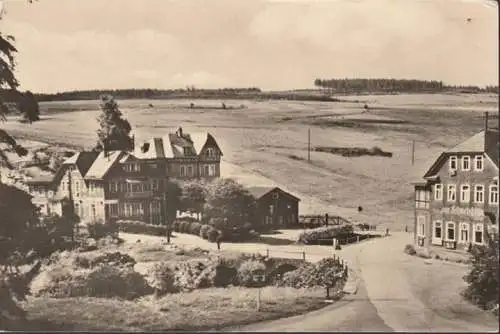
(121, 232, 499, 332)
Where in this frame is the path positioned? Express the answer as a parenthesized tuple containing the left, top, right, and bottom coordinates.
(120, 232, 499, 332)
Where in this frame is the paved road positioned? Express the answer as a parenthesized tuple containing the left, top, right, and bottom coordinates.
(120, 232, 499, 332)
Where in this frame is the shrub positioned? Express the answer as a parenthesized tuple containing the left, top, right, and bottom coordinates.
(117, 220, 168, 236)
(237, 260, 267, 287)
(189, 222, 203, 236)
(211, 258, 238, 287)
(88, 252, 136, 269)
(298, 224, 354, 245)
(209, 217, 226, 231)
(87, 221, 118, 240)
(33, 264, 152, 300)
(84, 265, 152, 300)
(278, 257, 344, 289)
(462, 232, 499, 310)
(147, 262, 178, 295)
(207, 228, 220, 243)
(404, 244, 417, 256)
(200, 225, 211, 240)
(172, 220, 181, 232)
(179, 221, 191, 234)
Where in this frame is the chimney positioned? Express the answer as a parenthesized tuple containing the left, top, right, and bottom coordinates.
(177, 127, 183, 138)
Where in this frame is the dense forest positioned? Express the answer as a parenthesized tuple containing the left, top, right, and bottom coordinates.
(313, 78, 499, 94)
(0, 80, 498, 104)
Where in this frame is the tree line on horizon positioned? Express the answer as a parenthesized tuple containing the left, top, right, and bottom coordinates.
(313, 78, 499, 94)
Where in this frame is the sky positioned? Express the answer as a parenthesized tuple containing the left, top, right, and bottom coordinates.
(0, 0, 498, 93)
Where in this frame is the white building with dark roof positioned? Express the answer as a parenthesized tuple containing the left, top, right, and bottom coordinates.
(413, 113, 499, 252)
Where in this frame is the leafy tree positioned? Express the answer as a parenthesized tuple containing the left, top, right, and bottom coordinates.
(180, 179, 207, 219)
(18, 90, 40, 123)
(94, 95, 133, 152)
(462, 231, 499, 311)
(203, 178, 257, 232)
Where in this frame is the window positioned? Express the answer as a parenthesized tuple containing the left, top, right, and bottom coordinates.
(433, 221, 442, 241)
(150, 163, 158, 169)
(183, 147, 194, 156)
(474, 224, 484, 244)
(459, 223, 470, 243)
(123, 164, 140, 172)
(446, 222, 456, 241)
(449, 156, 457, 171)
(74, 203, 80, 217)
(89, 183, 95, 194)
(208, 164, 216, 176)
(473, 184, 484, 204)
(187, 165, 194, 177)
(200, 165, 209, 176)
(490, 180, 499, 205)
(461, 156, 470, 171)
(434, 184, 443, 201)
(474, 155, 484, 171)
(269, 205, 274, 214)
(109, 204, 118, 217)
(91, 204, 96, 220)
(447, 184, 456, 202)
(75, 181, 80, 192)
(415, 189, 430, 209)
(417, 215, 425, 237)
(460, 184, 470, 203)
(152, 179, 158, 191)
(206, 148, 215, 157)
(265, 216, 272, 225)
(180, 166, 186, 177)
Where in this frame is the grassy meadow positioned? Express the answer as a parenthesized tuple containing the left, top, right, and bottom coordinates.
(3, 93, 498, 230)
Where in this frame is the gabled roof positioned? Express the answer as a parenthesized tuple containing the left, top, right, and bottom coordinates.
(247, 186, 300, 202)
(84, 151, 123, 180)
(132, 129, 222, 159)
(449, 131, 486, 153)
(423, 129, 499, 179)
(62, 151, 99, 177)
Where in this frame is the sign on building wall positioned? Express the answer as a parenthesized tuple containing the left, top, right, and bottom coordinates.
(439, 206, 484, 220)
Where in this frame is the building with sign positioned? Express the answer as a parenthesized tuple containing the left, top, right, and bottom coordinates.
(247, 186, 300, 229)
(413, 113, 499, 252)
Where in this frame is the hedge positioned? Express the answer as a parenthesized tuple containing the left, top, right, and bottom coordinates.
(117, 220, 169, 236)
(171, 219, 221, 243)
(298, 224, 355, 245)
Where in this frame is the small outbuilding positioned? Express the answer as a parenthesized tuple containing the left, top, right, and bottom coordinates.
(247, 186, 300, 229)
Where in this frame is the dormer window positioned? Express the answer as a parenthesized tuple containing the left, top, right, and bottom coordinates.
(474, 155, 483, 171)
(183, 147, 194, 156)
(449, 156, 457, 171)
(461, 156, 470, 171)
(123, 163, 140, 172)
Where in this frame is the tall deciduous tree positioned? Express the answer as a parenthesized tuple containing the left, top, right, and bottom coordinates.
(94, 95, 133, 152)
(180, 180, 207, 219)
(203, 178, 257, 229)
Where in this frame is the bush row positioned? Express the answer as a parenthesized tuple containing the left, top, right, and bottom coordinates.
(172, 220, 221, 243)
(117, 220, 169, 236)
(298, 225, 355, 245)
(277, 257, 347, 289)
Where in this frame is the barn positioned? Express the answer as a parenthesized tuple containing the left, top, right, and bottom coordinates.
(247, 186, 300, 229)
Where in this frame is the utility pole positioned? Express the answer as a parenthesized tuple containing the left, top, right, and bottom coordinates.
(411, 140, 415, 166)
(308, 128, 311, 163)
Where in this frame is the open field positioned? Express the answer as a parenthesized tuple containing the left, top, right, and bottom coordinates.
(3, 93, 498, 230)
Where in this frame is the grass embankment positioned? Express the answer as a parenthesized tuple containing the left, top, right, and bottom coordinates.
(23, 287, 325, 331)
